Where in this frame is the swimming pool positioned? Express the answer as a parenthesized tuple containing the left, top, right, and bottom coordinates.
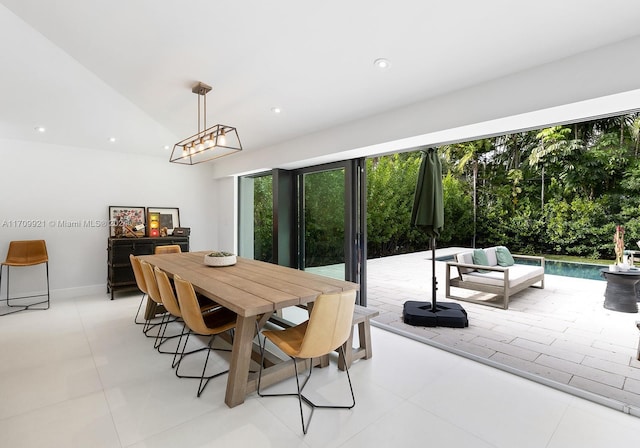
(437, 255, 608, 281)
(520, 259, 607, 281)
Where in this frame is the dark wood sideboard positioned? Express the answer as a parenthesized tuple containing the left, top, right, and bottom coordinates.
(107, 236, 189, 300)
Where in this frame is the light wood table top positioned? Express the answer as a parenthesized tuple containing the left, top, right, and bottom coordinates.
(139, 251, 358, 407)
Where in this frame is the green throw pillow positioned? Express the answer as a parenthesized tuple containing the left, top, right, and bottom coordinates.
(496, 246, 515, 267)
(472, 249, 491, 273)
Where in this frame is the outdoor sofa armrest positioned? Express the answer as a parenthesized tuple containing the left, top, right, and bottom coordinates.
(512, 254, 545, 265)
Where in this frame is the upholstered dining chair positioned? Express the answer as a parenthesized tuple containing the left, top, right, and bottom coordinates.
(0, 240, 50, 316)
(154, 266, 219, 370)
(257, 290, 357, 434)
(173, 274, 237, 397)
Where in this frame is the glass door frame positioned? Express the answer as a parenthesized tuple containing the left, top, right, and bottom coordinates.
(294, 159, 367, 305)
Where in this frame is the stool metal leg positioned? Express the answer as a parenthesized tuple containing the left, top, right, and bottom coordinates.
(0, 263, 50, 316)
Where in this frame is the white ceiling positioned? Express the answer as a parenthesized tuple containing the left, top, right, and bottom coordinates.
(2, 0, 640, 160)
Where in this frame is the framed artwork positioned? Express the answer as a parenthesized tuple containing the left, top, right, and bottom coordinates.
(108, 206, 146, 237)
(146, 207, 180, 235)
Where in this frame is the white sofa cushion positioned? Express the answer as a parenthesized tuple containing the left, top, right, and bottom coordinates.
(463, 264, 544, 288)
(456, 247, 500, 274)
(485, 247, 498, 266)
(455, 251, 476, 274)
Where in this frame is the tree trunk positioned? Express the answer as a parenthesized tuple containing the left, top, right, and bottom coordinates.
(473, 159, 478, 248)
(541, 165, 545, 214)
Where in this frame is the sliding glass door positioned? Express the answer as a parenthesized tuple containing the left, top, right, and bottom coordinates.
(296, 159, 366, 304)
(298, 166, 346, 279)
(238, 158, 367, 305)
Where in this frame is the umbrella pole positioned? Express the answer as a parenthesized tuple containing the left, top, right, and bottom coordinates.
(431, 236, 437, 310)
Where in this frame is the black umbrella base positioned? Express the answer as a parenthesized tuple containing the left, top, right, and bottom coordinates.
(402, 301, 469, 328)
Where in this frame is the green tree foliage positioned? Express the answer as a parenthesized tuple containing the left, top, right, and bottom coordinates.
(367, 153, 475, 258)
(253, 175, 273, 262)
(441, 173, 473, 246)
(441, 111, 640, 259)
(303, 169, 345, 267)
(476, 112, 640, 259)
(367, 153, 426, 257)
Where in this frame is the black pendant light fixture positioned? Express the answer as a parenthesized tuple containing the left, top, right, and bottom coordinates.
(170, 82, 242, 165)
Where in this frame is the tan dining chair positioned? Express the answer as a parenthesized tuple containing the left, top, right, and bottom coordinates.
(152, 243, 213, 307)
(257, 289, 357, 434)
(134, 245, 181, 321)
(131, 255, 165, 337)
(154, 266, 219, 370)
(130, 254, 150, 326)
(154, 245, 182, 255)
(0, 240, 50, 316)
(173, 274, 237, 397)
(140, 260, 180, 352)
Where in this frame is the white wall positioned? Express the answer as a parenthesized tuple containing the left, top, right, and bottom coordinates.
(214, 176, 238, 254)
(0, 139, 217, 298)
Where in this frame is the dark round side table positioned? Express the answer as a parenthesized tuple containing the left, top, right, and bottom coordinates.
(600, 268, 640, 313)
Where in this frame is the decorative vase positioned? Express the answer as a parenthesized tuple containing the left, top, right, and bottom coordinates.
(618, 262, 630, 272)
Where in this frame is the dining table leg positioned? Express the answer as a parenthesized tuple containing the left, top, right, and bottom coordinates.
(225, 314, 258, 407)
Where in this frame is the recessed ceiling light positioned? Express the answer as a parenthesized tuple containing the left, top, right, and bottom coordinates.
(35, 126, 46, 133)
(109, 137, 117, 143)
(373, 58, 390, 69)
(271, 107, 282, 114)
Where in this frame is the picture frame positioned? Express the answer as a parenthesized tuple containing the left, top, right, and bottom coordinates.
(108, 206, 146, 237)
(146, 207, 180, 235)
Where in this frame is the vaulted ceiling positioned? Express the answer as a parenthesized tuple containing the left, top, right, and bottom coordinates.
(2, 0, 640, 160)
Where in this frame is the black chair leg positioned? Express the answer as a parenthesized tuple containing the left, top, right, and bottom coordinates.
(44, 261, 50, 309)
(173, 329, 211, 374)
(154, 314, 182, 354)
(174, 332, 232, 397)
(0, 263, 50, 316)
(257, 337, 356, 435)
(142, 315, 164, 338)
(134, 293, 147, 325)
(197, 338, 215, 397)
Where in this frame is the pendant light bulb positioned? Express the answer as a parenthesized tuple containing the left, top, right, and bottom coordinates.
(196, 138, 205, 152)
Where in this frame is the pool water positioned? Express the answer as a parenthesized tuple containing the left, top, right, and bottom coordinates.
(517, 259, 607, 281)
(436, 255, 608, 281)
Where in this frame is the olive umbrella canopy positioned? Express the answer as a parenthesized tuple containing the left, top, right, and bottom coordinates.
(403, 147, 468, 327)
(411, 148, 444, 310)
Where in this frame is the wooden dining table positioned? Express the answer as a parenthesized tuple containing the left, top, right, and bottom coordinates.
(139, 251, 358, 407)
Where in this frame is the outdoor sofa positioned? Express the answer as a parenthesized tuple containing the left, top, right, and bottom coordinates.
(445, 246, 545, 309)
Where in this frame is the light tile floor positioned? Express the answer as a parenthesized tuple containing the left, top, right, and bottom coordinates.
(1, 290, 640, 447)
(366, 249, 640, 416)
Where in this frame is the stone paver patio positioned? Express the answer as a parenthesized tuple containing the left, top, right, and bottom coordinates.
(365, 248, 640, 416)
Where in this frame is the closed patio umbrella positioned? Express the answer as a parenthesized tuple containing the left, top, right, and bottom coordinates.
(403, 148, 468, 328)
(411, 148, 444, 236)
(411, 147, 444, 311)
